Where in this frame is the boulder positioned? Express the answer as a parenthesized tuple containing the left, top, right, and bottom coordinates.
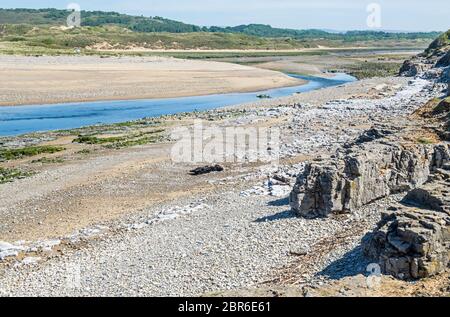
(363, 175, 450, 280)
(399, 60, 429, 77)
(290, 132, 449, 218)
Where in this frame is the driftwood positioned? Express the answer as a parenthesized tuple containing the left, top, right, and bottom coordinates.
(189, 165, 224, 176)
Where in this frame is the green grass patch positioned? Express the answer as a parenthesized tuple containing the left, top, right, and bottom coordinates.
(104, 135, 162, 149)
(73, 129, 165, 149)
(0, 145, 65, 161)
(73, 135, 126, 144)
(76, 149, 93, 155)
(334, 61, 404, 79)
(0, 167, 32, 184)
(31, 156, 64, 164)
(417, 138, 434, 145)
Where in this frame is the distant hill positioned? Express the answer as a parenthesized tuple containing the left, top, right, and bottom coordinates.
(0, 8, 440, 41)
(210, 24, 440, 41)
(0, 8, 203, 33)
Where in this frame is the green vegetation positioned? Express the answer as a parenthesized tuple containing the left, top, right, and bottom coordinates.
(332, 60, 404, 79)
(417, 137, 434, 145)
(0, 8, 441, 54)
(0, 145, 65, 161)
(0, 9, 440, 41)
(73, 129, 165, 149)
(76, 149, 93, 155)
(104, 135, 162, 149)
(0, 167, 31, 184)
(0, 25, 312, 52)
(425, 30, 450, 55)
(210, 24, 439, 42)
(0, 9, 203, 33)
(31, 157, 64, 164)
(73, 134, 126, 145)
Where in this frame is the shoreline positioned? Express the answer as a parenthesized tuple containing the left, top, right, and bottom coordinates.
(0, 78, 306, 108)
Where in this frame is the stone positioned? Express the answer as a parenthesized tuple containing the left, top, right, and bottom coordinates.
(363, 174, 450, 280)
(290, 135, 447, 218)
(399, 59, 430, 77)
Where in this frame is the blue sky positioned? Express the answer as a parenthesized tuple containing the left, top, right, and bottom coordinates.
(0, 0, 448, 31)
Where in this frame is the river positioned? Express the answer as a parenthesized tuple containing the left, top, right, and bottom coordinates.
(0, 73, 356, 136)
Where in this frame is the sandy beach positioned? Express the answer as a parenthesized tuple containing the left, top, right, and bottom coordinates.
(0, 55, 303, 106)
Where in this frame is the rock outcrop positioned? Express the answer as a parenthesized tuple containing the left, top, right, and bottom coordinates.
(417, 97, 450, 141)
(399, 59, 431, 77)
(436, 50, 450, 68)
(362, 170, 450, 280)
(443, 67, 450, 96)
(289, 133, 449, 218)
(400, 30, 450, 78)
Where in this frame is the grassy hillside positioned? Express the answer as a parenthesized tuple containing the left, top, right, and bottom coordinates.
(0, 8, 440, 41)
(0, 8, 442, 55)
(0, 25, 313, 52)
(0, 8, 203, 32)
(425, 29, 450, 55)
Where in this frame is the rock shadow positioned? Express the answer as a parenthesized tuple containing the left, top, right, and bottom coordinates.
(316, 242, 373, 280)
(267, 197, 290, 207)
(254, 209, 297, 223)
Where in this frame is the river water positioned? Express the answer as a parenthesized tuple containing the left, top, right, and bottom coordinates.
(0, 73, 356, 136)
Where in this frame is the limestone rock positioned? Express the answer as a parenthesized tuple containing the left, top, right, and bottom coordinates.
(290, 138, 448, 218)
(363, 175, 450, 279)
(399, 60, 430, 77)
(399, 30, 449, 79)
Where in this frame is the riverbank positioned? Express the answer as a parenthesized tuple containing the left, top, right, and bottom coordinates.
(0, 55, 303, 106)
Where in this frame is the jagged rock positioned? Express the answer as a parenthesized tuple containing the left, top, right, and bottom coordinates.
(433, 98, 450, 140)
(290, 137, 449, 218)
(363, 176, 450, 280)
(436, 51, 450, 68)
(400, 30, 449, 79)
(443, 68, 450, 96)
(399, 60, 429, 77)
